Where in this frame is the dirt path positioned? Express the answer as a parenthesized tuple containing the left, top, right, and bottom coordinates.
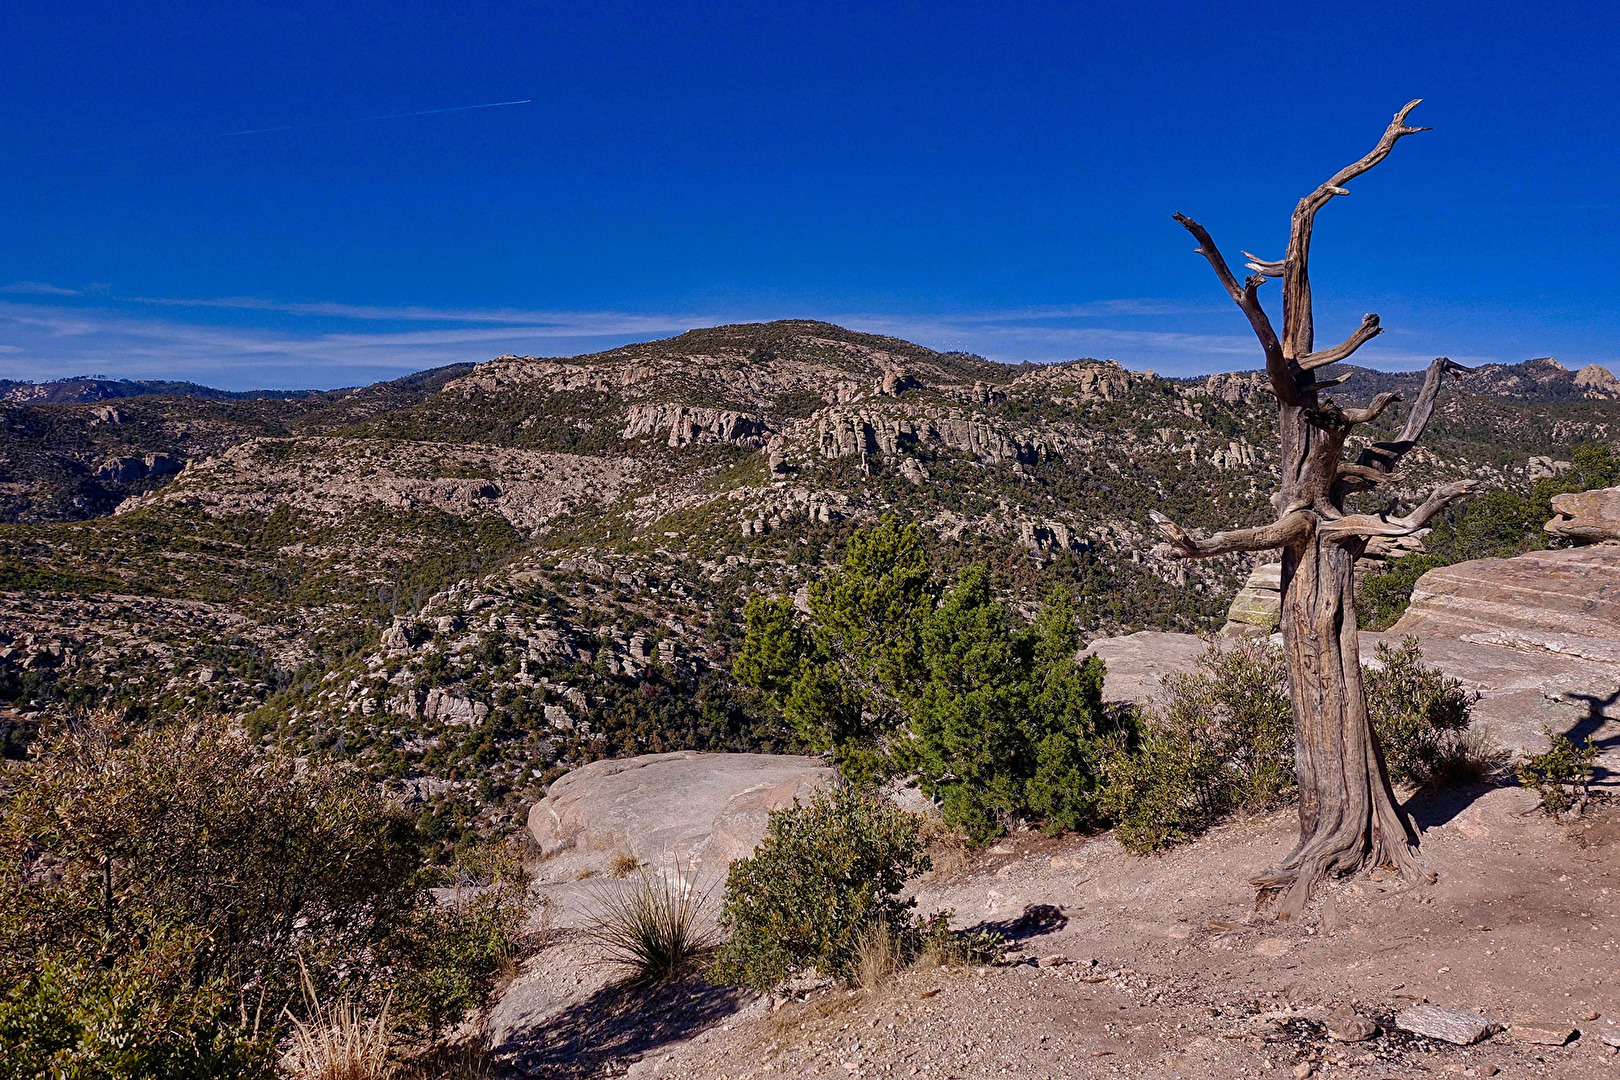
(491, 784, 1620, 1079)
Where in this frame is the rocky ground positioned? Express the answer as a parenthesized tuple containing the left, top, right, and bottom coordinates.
(494, 784, 1620, 1080)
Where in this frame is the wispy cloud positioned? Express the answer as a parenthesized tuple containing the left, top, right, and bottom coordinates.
(0, 290, 1521, 391)
(1, 281, 81, 296)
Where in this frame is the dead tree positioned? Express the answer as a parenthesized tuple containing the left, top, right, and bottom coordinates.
(1150, 101, 1473, 918)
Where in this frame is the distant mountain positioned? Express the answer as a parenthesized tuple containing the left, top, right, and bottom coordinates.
(1321, 356, 1619, 403)
(0, 376, 318, 404)
(3, 321, 1617, 834)
(0, 365, 478, 404)
(0, 363, 477, 521)
(1180, 356, 1620, 405)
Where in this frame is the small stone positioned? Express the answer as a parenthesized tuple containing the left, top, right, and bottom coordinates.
(1582, 1010, 1601, 1021)
(1294, 1062, 1315, 1078)
(1478, 1067, 1499, 1076)
(1602, 1034, 1620, 1049)
(1037, 954, 1069, 968)
(1395, 1005, 1496, 1045)
(1324, 1009, 1379, 1043)
(1512, 1017, 1576, 1045)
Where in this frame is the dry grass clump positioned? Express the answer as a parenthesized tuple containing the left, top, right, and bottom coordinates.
(921, 823, 974, 881)
(1428, 724, 1510, 788)
(283, 965, 393, 1080)
(609, 852, 641, 879)
(583, 863, 716, 985)
(852, 918, 899, 991)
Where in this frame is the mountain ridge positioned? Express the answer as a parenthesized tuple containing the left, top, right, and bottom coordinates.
(4, 319, 1617, 835)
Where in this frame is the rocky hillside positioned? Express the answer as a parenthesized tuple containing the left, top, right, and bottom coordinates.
(0, 364, 474, 521)
(3, 321, 1617, 834)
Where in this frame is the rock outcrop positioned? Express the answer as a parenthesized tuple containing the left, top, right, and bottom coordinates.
(526, 750, 834, 876)
(93, 452, 182, 485)
(1393, 544, 1620, 641)
(812, 408, 1039, 465)
(1574, 363, 1620, 399)
(620, 404, 771, 448)
(1220, 562, 1282, 636)
(1545, 486, 1620, 543)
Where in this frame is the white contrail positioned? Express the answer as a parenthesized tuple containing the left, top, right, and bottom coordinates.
(223, 99, 532, 136)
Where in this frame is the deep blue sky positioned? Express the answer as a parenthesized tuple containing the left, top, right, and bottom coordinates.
(2, 2, 1616, 389)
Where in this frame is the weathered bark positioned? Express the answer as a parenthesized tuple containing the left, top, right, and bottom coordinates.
(1153, 102, 1472, 918)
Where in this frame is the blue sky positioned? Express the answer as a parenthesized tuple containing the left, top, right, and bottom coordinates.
(2, 2, 1616, 389)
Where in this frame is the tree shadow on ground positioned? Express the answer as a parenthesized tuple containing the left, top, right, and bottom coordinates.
(1405, 782, 1498, 831)
(970, 902, 1069, 944)
(1561, 685, 1620, 785)
(493, 974, 746, 1078)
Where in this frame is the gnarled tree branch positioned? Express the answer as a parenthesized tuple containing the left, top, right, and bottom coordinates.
(1150, 509, 1312, 559)
(1282, 101, 1429, 362)
(1340, 391, 1401, 425)
(1299, 313, 1383, 370)
(1242, 251, 1285, 278)
(1336, 462, 1392, 486)
(1354, 356, 1473, 475)
(1173, 213, 1296, 404)
(1318, 479, 1476, 540)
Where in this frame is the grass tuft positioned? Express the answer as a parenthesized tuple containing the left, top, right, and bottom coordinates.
(853, 918, 899, 991)
(583, 862, 716, 985)
(283, 963, 393, 1080)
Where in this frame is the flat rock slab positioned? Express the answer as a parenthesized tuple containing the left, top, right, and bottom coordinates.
(1395, 1005, 1496, 1045)
(1393, 543, 1620, 640)
(1083, 631, 1212, 708)
(526, 750, 833, 878)
(1511, 1018, 1577, 1045)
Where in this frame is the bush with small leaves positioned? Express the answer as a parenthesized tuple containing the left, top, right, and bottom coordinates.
(1366, 636, 1493, 787)
(0, 934, 272, 1080)
(1100, 638, 1291, 852)
(381, 838, 534, 1035)
(710, 786, 931, 992)
(1103, 636, 1493, 852)
(1516, 726, 1598, 818)
(1, 712, 537, 1065)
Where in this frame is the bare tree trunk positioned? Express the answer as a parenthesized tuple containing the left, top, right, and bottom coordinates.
(1150, 103, 1474, 916)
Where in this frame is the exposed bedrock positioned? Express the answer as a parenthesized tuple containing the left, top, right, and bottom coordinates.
(525, 750, 834, 879)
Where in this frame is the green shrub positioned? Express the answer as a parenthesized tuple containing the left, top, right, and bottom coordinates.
(1103, 636, 1492, 852)
(0, 936, 272, 1080)
(0, 712, 536, 1059)
(0, 713, 421, 1000)
(1357, 554, 1447, 631)
(1516, 727, 1598, 817)
(1365, 636, 1490, 786)
(382, 838, 534, 1034)
(734, 520, 1126, 840)
(710, 786, 931, 992)
(1100, 639, 1291, 852)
